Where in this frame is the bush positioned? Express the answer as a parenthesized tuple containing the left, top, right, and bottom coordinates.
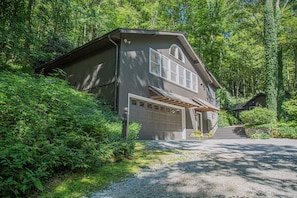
(273, 126, 297, 139)
(218, 110, 238, 127)
(282, 97, 297, 122)
(251, 133, 270, 139)
(240, 107, 276, 125)
(0, 71, 140, 197)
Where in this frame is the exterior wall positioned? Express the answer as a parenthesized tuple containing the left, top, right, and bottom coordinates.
(61, 46, 116, 103)
(117, 33, 211, 115)
(117, 34, 218, 135)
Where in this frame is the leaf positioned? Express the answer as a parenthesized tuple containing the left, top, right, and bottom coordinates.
(31, 177, 43, 191)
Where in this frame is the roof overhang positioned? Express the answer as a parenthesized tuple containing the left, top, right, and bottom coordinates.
(35, 28, 221, 89)
(149, 86, 219, 112)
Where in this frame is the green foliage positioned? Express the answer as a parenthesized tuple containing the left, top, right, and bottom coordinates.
(273, 126, 297, 139)
(251, 133, 270, 139)
(216, 88, 232, 110)
(264, 0, 278, 113)
(282, 97, 297, 122)
(32, 32, 75, 69)
(0, 71, 140, 197)
(218, 110, 238, 127)
(240, 107, 276, 125)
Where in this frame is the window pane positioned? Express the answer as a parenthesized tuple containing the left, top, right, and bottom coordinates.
(161, 56, 169, 79)
(208, 85, 215, 99)
(151, 50, 159, 63)
(150, 62, 159, 75)
(150, 49, 160, 75)
(178, 48, 184, 62)
(178, 65, 184, 86)
(170, 61, 177, 83)
(192, 73, 198, 92)
(170, 45, 177, 56)
(186, 70, 191, 89)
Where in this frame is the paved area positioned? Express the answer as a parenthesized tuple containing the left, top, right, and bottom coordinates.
(212, 125, 247, 139)
(92, 139, 297, 198)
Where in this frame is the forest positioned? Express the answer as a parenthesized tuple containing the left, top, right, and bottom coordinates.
(1, 0, 297, 197)
(1, 0, 297, 97)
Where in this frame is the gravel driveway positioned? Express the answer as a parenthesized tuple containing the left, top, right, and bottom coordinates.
(92, 139, 297, 198)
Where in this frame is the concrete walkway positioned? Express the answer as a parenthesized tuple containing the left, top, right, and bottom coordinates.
(92, 139, 297, 198)
(212, 125, 248, 139)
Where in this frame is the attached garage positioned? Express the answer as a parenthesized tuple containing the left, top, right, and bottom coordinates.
(128, 94, 186, 140)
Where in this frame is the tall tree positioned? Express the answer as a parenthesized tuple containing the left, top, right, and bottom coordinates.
(264, 0, 278, 113)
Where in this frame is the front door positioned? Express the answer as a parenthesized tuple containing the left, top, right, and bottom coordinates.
(195, 111, 203, 133)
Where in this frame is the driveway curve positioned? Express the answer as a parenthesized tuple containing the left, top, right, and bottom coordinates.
(92, 139, 297, 198)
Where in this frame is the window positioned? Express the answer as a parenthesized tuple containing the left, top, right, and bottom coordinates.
(192, 73, 198, 92)
(139, 101, 145, 107)
(169, 44, 185, 63)
(161, 56, 169, 79)
(149, 48, 198, 93)
(170, 61, 177, 83)
(131, 99, 137, 105)
(150, 49, 160, 75)
(207, 85, 215, 100)
(178, 65, 185, 86)
(147, 103, 153, 109)
(185, 70, 191, 89)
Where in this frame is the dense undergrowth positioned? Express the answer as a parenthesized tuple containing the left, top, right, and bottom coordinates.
(0, 71, 140, 197)
(240, 106, 297, 139)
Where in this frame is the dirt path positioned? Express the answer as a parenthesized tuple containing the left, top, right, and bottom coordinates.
(92, 139, 297, 198)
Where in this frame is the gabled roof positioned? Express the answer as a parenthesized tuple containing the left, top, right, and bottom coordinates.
(36, 28, 221, 89)
(232, 93, 265, 111)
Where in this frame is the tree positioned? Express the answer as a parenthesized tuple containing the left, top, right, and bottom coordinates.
(264, 0, 278, 113)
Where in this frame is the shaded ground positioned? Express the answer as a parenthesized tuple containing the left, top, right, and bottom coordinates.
(92, 139, 297, 198)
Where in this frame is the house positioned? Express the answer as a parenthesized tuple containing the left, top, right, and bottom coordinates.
(36, 28, 221, 140)
(232, 92, 291, 119)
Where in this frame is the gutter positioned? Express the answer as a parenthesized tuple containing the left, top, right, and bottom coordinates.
(108, 34, 119, 113)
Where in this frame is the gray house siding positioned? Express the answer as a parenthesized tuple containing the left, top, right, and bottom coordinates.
(117, 33, 218, 137)
(118, 34, 211, 113)
(61, 46, 116, 103)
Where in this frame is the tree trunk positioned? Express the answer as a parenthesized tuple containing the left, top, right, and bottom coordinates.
(277, 46, 285, 119)
(294, 45, 297, 89)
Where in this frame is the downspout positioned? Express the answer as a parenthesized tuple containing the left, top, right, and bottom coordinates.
(108, 34, 119, 113)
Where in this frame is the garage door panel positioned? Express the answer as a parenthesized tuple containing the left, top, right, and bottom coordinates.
(129, 98, 183, 140)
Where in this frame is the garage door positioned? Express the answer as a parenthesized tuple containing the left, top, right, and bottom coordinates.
(129, 97, 183, 140)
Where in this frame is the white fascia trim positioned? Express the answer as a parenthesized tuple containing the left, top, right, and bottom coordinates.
(128, 93, 185, 110)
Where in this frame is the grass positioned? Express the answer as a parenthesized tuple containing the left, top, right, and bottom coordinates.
(34, 141, 172, 198)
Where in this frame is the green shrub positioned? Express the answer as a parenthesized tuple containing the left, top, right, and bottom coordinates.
(273, 126, 297, 139)
(240, 107, 276, 125)
(218, 110, 238, 127)
(0, 71, 140, 197)
(282, 97, 297, 122)
(251, 133, 270, 139)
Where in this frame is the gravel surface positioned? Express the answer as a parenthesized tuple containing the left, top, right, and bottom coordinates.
(92, 139, 297, 198)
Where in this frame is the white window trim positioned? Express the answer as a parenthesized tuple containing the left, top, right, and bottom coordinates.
(149, 48, 198, 93)
(169, 44, 185, 63)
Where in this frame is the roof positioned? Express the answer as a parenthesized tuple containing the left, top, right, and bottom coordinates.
(36, 28, 221, 89)
(232, 93, 266, 111)
(149, 85, 219, 112)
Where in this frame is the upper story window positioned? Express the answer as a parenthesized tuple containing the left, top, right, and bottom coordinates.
(169, 44, 185, 63)
(207, 85, 215, 102)
(149, 48, 198, 93)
